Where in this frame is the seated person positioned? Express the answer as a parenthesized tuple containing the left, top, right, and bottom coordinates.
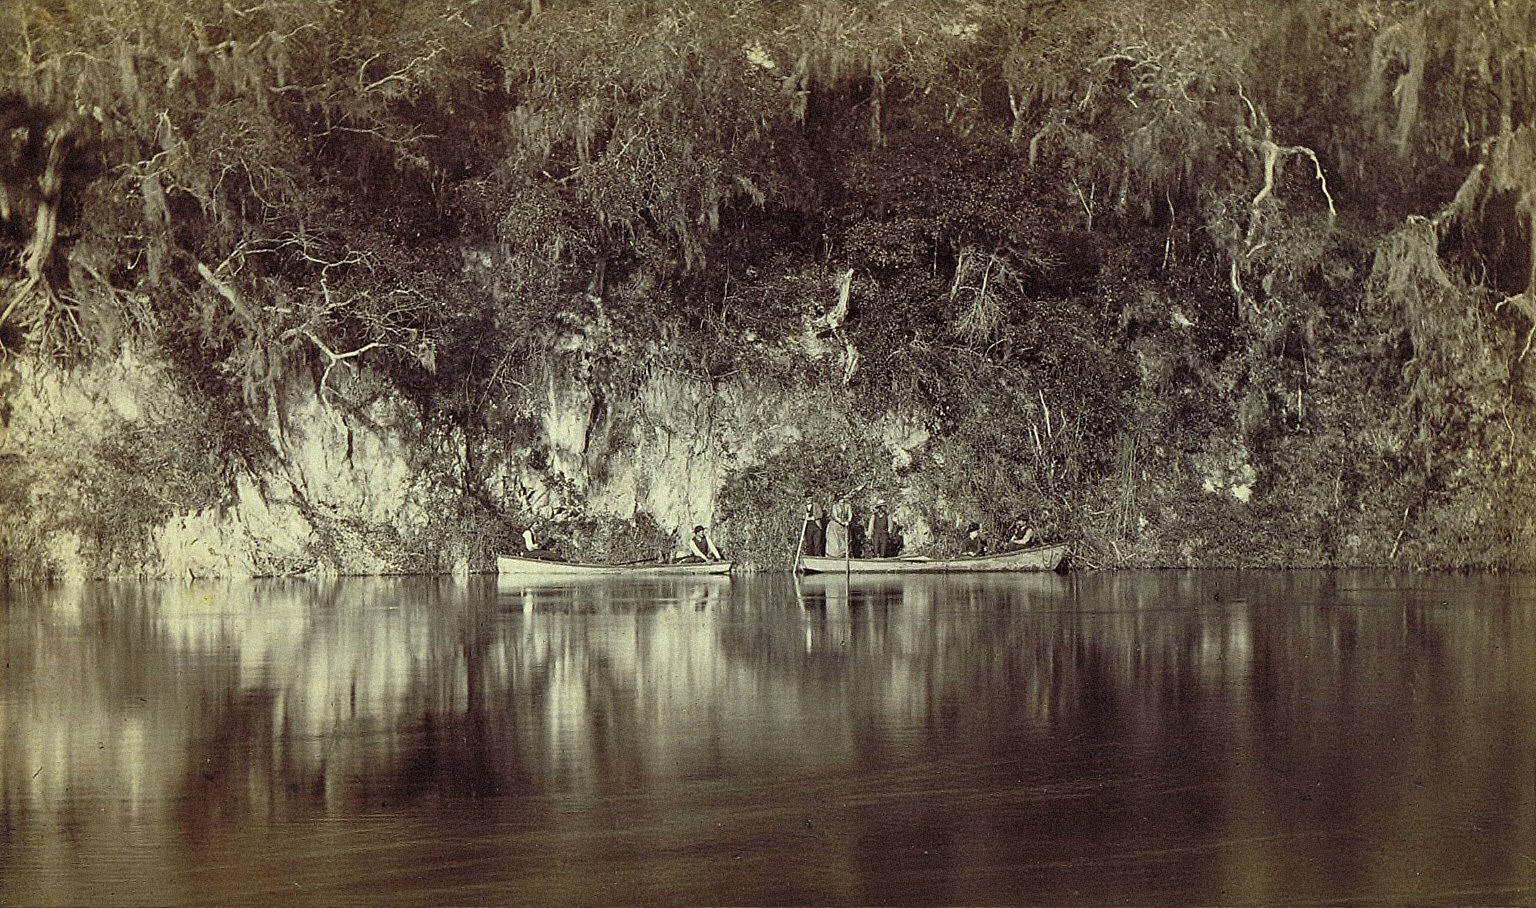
(677, 525, 724, 562)
(521, 526, 562, 561)
(962, 522, 987, 557)
(1004, 519, 1035, 551)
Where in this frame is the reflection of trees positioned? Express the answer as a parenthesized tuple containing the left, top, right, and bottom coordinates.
(2, 572, 1533, 904)
(782, 570, 1536, 903)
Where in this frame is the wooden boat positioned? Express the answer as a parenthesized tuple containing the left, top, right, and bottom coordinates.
(496, 554, 734, 576)
(797, 542, 1068, 575)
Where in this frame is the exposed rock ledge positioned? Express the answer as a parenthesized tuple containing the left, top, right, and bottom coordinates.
(0, 347, 882, 580)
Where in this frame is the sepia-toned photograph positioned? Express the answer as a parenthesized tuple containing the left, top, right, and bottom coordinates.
(2, 0, 1533, 904)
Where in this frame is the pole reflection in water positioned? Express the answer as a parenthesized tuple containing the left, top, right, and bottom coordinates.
(1, 571, 1532, 906)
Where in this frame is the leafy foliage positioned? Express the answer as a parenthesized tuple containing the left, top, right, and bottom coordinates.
(3, 0, 1536, 570)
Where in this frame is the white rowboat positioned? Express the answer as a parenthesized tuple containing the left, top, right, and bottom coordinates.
(496, 554, 734, 576)
(797, 543, 1068, 574)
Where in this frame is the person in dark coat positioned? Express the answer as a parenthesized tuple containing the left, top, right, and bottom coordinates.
(866, 501, 892, 558)
(962, 522, 987, 557)
(800, 500, 826, 557)
(1004, 518, 1035, 552)
(683, 525, 723, 562)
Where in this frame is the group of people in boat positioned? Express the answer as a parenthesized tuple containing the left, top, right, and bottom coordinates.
(802, 497, 1045, 560)
(798, 498, 905, 559)
(519, 499, 1048, 566)
(963, 518, 1041, 556)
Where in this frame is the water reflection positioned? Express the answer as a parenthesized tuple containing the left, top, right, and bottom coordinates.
(498, 574, 730, 614)
(1, 572, 1533, 906)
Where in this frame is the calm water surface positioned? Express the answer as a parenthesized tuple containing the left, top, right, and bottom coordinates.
(1, 571, 1533, 906)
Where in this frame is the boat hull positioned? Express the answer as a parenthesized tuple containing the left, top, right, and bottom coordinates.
(496, 554, 734, 576)
(798, 543, 1068, 574)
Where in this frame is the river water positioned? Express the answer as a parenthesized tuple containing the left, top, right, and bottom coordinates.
(1, 571, 1532, 906)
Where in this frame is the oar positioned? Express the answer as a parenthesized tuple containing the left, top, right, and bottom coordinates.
(614, 554, 666, 566)
(792, 514, 810, 574)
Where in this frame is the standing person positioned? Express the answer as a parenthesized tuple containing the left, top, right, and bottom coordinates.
(684, 524, 723, 562)
(866, 500, 892, 558)
(799, 500, 826, 557)
(962, 521, 988, 557)
(826, 498, 854, 558)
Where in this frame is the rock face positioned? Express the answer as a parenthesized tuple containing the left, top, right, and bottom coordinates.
(6, 338, 1532, 579)
(1, 350, 390, 579)
(0, 348, 797, 580)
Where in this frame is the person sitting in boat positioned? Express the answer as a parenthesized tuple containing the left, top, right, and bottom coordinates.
(521, 525, 562, 561)
(678, 525, 723, 563)
(1003, 518, 1035, 552)
(962, 522, 988, 557)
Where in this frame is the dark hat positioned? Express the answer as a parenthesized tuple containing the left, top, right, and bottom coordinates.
(967, 522, 981, 532)
(693, 525, 705, 533)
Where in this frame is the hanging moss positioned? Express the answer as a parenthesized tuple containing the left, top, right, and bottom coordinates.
(4, 0, 1536, 573)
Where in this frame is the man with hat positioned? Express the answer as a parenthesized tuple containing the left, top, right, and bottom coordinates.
(866, 500, 892, 558)
(962, 522, 988, 557)
(684, 524, 724, 562)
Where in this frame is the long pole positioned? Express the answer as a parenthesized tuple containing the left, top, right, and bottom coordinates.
(792, 515, 809, 574)
(843, 516, 851, 579)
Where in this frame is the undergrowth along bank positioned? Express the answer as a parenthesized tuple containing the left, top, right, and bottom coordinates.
(2, 1, 1534, 576)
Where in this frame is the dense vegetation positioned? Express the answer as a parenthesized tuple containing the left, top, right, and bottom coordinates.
(3, 0, 1534, 570)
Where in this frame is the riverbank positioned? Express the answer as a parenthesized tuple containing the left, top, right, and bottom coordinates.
(3, 3, 1534, 579)
(3, 337, 1530, 581)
